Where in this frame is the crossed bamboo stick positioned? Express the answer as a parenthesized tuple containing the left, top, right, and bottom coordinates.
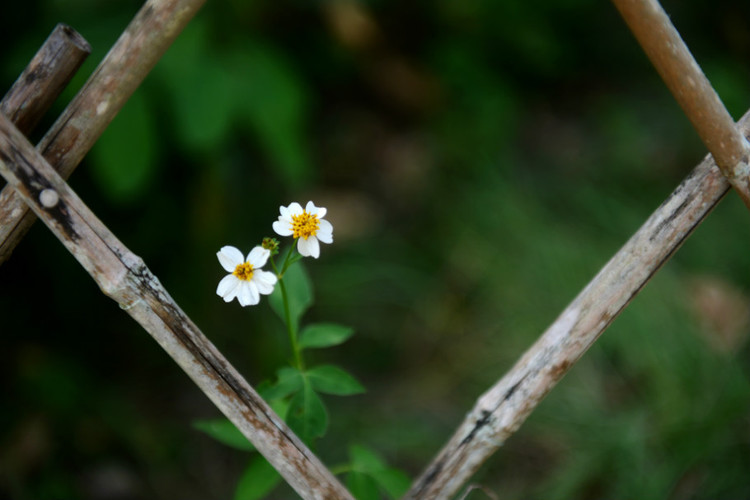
(0, 0, 747, 499)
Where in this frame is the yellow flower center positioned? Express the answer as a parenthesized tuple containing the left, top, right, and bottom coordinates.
(291, 211, 320, 240)
(233, 262, 254, 281)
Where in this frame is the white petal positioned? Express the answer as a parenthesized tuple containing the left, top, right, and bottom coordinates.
(217, 274, 238, 297)
(217, 246, 244, 272)
(219, 277, 241, 302)
(253, 270, 277, 294)
(309, 202, 326, 218)
(236, 282, 249, 306)
(288, 202, 303, 215)
(298, 236, 320, 258)
(279, 205, 290, 218)
(273, 219, 293, 236)
(247, 246, 270, 267)
(316, 219, 333, 243)
(237, 281, 260, 306)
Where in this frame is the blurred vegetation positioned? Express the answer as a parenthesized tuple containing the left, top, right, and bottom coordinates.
(1, 0, 750, 499)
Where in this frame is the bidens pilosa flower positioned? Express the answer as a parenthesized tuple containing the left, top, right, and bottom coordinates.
(272, 201, 333, 258)
(216, 246, 277, 306)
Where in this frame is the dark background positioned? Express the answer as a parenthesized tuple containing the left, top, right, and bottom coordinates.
(1, 0, 749, 498)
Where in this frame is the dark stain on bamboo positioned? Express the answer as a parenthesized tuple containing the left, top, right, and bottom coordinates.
(649, 197, 690, 242)
(0, 142, 79, 242)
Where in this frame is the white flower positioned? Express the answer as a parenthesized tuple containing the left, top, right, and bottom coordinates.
(272, 201, 333, 258)
(216, 246, 278, 306)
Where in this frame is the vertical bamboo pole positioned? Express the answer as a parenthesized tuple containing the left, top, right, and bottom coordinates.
(612, 0, 750, 206)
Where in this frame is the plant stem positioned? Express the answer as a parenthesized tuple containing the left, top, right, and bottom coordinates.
(274, 242, 305, 371)
(278, 276, 305, 371)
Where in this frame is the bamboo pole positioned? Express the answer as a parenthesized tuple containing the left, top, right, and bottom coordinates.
(404, 109, 749, 499)
(612, 0, 750, 207)
(0, 0, 206, 264)
(0, 112, 355, 500)
(0, 24, 91, 136)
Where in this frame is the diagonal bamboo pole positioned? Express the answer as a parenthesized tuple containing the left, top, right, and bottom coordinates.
(0, 24, 90, 137)
(404, 110, 749, 499)
(612, 0, 750, 207)
(0, 112, 354, 500)
(0, 0, 205, 265)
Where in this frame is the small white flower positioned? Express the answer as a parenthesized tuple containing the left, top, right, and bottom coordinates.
(272, 201, 333, 258)
(216, 246, 278, 306)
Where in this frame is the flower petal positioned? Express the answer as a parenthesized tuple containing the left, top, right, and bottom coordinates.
(237, 281, 260, 306)
(254, 270, 277, 294)
(316, 219, 333, 243)
(273, 220, 293, 236)
(288, 202, 303, 215)
(247, 246, 270, 267)
(298, 236, 320, 258)
(307, 202, 326, 219)
(217, 246, 244, 272)
(217, 274, 238, 297)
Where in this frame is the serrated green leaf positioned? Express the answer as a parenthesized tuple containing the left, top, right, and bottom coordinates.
(349, 444, 387, 471)
(370, 468, 411, 499)
(193, 418, 254, 452)
(307, 365, 365, 396)
(260, 366, 303, 401)
(287, 381, 328, 445)
(229, 43, 312, 187)
(346, 471, 381, 500)
(270, 397, 291, 421)
(348, 445, 410, 499)
(156, 20, 234, 153)
(269, 262, 313, 330)
(233, 455, 282, 500)
(89, 90, 157, 204)
(299, 323, 355, 349)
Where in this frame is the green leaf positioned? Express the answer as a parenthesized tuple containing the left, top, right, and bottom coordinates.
(299, 323, 355, 349)
(348, 445, 411, 499)
(287, 380, 328, 445)
(270, 397, 291, 421)
(233, 455, 282, 500)
(346, 471, 381, 500)
(260, 366, 303, 401)
(156, 20, 234, 153)
(269, 262, 313, 330)
(307, 365, 365, 396)
(349, 444, 386, 471)
(89, 90, 158, 204)
(192, 418, 254, 452)
(370, 468, 411, 499)
(229, 43, 312, 187)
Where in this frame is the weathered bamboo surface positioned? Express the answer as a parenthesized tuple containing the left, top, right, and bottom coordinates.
(404, 110, 750, 499)
(0, 112, 355, 500)
(0, 24, 90, 137)
(0, 0, 206, 264)
(612, 0, 750, 207)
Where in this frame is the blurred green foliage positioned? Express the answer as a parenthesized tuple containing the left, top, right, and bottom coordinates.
(1, 0, 750, 499)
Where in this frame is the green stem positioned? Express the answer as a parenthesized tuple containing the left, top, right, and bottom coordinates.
(278, 276, 304, 371)
(274, 241, 304, 371)
(328, 463, 352, 476)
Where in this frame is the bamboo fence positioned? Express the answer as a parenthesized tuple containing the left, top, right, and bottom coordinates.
(0, 0, 747, 499)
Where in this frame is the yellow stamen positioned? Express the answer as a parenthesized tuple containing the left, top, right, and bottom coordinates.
(233, 262, 254, 281)
(291, 211, 320, 240)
